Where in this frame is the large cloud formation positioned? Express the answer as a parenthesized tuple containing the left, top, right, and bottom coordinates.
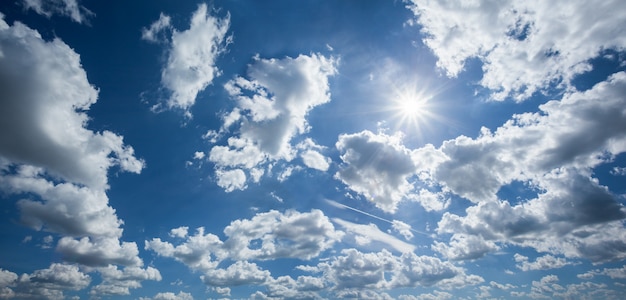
(143, 4, 231, 114)
(0, 14, 158, 296)
(407, 0, 626, 101)
(208, 53, 337, 190)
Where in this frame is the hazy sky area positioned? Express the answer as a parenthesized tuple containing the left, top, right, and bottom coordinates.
(1, 0, 626, 299)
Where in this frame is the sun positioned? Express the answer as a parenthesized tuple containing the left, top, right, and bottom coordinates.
(389, 87, 433, 130)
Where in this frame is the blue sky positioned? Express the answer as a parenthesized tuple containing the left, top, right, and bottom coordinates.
(1, 0, 626, 299)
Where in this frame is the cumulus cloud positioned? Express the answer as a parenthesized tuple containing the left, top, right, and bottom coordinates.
(0, 264, 90, 299)
(90, 265, 161, 296)
(299, 248, 480, 291)
(209, 53, 337, 190)
(147, 209, 342, 271)
(514, 254, 572, 271)
(57, 236, 143, 267)
(0, 17, 144, 189)
(335, 130, 418, 213)
(145, 227, 223, 273)
(201, 261, 270, 287)
(407, 0, 626, 101)
(222, 209, 343, 260)
(399, 72, 626, 262)
(22, 0, 92, 23)
(392, 220, 414, 241)
(0, 15, 146, 272)
(143, 291, 194, 300)
(144, 4, 231, 113)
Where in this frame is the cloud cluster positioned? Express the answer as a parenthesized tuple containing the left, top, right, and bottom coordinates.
(407, 0, 626, 101)
(299, 248, 482, 292)
(146, 209, 342, 267)
(0, 14, 156, 296)
(423, 74, 626, 261)
(208, 53, 337, 190)
(147, 209, 485, 298)
(143, 4, 231, 114)
(333, 70, 626, 262)
(0, 264, 90, 299)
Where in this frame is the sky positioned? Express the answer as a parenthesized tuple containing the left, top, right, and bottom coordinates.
(0, 0, 626, 299)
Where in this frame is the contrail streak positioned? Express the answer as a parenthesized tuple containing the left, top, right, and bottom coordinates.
(325, 198, 430, 237)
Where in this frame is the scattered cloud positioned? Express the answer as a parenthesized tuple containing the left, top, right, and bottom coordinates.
(144, 4, 231, 114)
(299, 248, 481, 292)
(0, 264, 90, 299)
(90, 265, 161, 296)
(209, 53, 337, 188)
(407, 0, 626, 101)
(514, 253, 573, 271)
(21, 0, 93, 23)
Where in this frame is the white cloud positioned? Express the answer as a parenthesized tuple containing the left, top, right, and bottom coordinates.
(215, 168, 247, 192)
(407, 0, 626, 101)
(201, 261, 270, 287)
(0, 17, 144, 189)
(335, 130, 418, 213)
(90, 265, 161, 296)
(141, 13, 171, 43)
(145, 227, 223, 273)
(209, 53, 337, 190)
(578, 265, 626, 280)
(169, 226, 189, 238)
(300, 149, 330, 171)
(301, 248, 478, 291)
(392, 220, 414, 241)
(0, 16, 146, 272)
(144, 4, 231, 113)
(193, 151, 205, 160)
(222, 209, 343, 260)
(432, 234, 498, 261)
(22, 0, 92, 23)
(0, 264, 90, 299)
(150, 291, 194, 300)
(514, 254, 572, 271)
(407, 73, 626, 262)
(57, 236, 143, 267)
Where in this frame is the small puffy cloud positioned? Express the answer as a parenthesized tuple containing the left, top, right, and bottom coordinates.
(169, 226, 189, 238)
(144, 4, 231, 113)
(432, 234, 498, 261)
(407, 0, 626, 101)
(300, 150, 330, 171)
(145, 227, 223, 273)
(222, 209, 343, 260)
(149, 291, 194, 300)
(201, 261, 270, 287)
(514, 254, 572, 271)
(193, 151, 205, 160)
(302, 248, 476, 291)
(209, 54, 337, 190)
(0, 264, 90, 299)
(22, 0, 92, 23)
(335, 130, 418, 213)
(215, 168, 247, 192)
(57, 236, 143, 267)
(90, 265, 161, 296)
(392, 220, 414, 241)
(578, 265, 626, 280)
